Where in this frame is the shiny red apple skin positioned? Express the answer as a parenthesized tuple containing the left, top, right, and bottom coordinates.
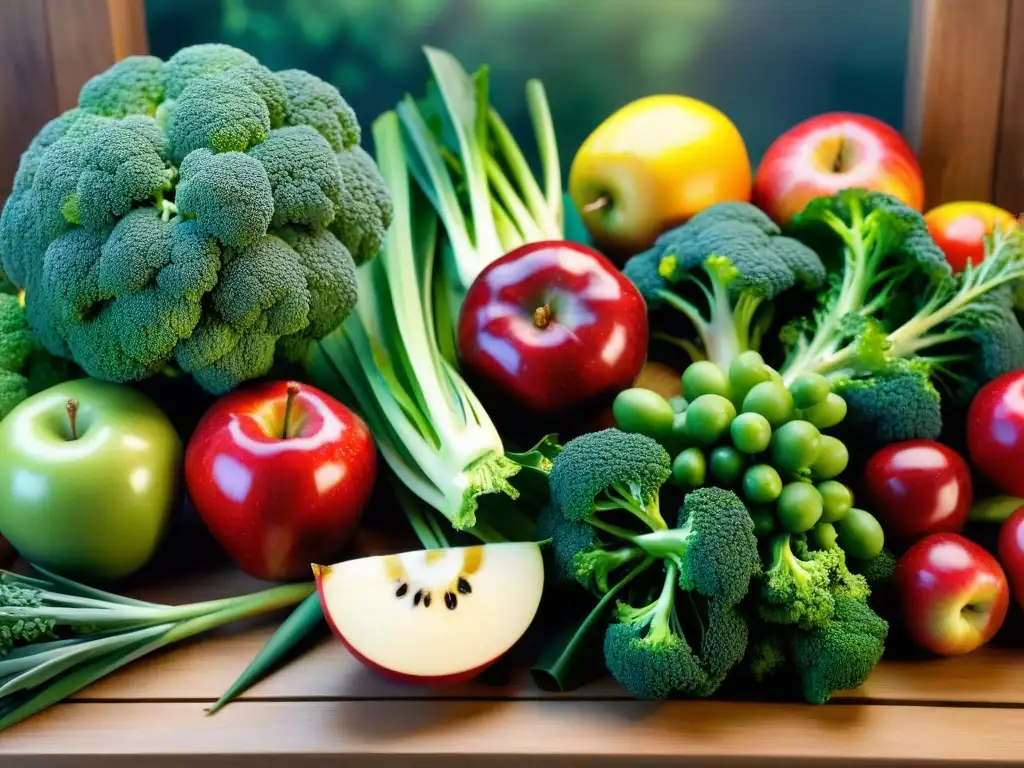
(864, 440, 973, 543)
(998, 506, 1024, 611)
(186, 381, 377, 581)
(753, 112, 925, 225)
(895, 533, 1010, 656)
(966, 370, 1024, 497)
(457, 240, 649, 415)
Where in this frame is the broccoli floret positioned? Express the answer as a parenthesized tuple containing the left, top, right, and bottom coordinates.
(248, 126, 342, 230)
(220, 65, 287, 129)
(549, 428, 671, 530)
(746, 624, 789, 682)
(78, 56, 164, 118)
(790, 594, 888, 704)
(637, 486, 761, 606)
(278, 69, 360, 152)
(158, 43, 258, 100)
(75, 116, 175, 230)
(759, 534, 835, 629)
(849, 548, 898, 587)
(0, 291, 76, 418)
(623, 202, 826, 369)
(603, 564, 749, 699)
(176, 149, 275, 247)
(603, 565, 709, 699)
(0, 44, 385, 395)
(175, 234, 310, 393)
(832, 361, 944, 448)
(331, 145, 395, 264)
(166, 76, 271, 164)
(274, 228, 358, 361)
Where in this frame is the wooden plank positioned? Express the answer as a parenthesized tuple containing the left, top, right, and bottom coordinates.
(52, 564, 1024, 706)
(995, 0, 1024, 213)
(904, 0, 1011, 207)
(1, 700, 1023, 766)
(0, 0, 58, 203)
(105, 0, 148, 62)
(44, 0, 117, 112)
(63, 620, 1024, 706)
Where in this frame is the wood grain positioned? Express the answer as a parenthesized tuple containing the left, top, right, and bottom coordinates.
(904, 0, 1011, 206)
(0, 0, 58, 203)
(2, 700, 1023, 766)
(995, 0, 1024, 214)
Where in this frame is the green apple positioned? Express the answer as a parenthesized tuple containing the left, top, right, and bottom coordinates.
(0, 378, 183, 582)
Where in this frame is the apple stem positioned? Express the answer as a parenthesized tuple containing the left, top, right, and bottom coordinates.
(65, 399, 79, 441)
(581, 196, 609, 214)
(282, 382, 300, 439)
(533, 304, 552, 329)
(832, 138, 847, 173)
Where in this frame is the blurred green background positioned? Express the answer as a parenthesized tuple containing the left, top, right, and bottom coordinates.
(145, 0, 911, 170)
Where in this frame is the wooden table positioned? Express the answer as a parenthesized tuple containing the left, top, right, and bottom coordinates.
(1, 528, 1023, 767)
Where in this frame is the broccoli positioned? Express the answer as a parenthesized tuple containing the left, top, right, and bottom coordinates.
(548, 432, 760, 699)
(622, 202, 826, 370)
(0, 44, 393, 395)
(602, 565, 708, 699)
(548, 427, 672, 531)
(0, 289, 76, 419)
(779, 189, 1024, 437)
(848, 548, 898, 587)
(332, 146, 395, 264)
(78, 56, 164, 119)
(759, 534, 835, 629)
(831, 361, 943, 450)
(789, 594, 888, 704)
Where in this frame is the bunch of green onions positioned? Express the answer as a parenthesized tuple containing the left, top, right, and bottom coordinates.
(210, 46, 564, 716)
(0, 567, 313, 731)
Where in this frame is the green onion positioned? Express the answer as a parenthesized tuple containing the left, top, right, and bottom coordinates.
(0, 567, 313, 732)
(219, 47, 564, 717)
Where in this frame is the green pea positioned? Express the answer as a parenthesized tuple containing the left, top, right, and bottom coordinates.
(613, 388, 675, 441)
(741, 381, 794, 427)
(684, 394, 737, 445)
(709, 446, 746, 488)
(777, 482, 824, 533)
(836, 508, 885, 560)
(770, 420, 821, 473)
(809, 435, 849, 480)
(730, 412, 772, 454)
(743, 464, 783, 504)
(672, 447, 707, 488)
(789, 373, 831, 409)
(682, 361, 731, 401)
(817, 480, 854, 523)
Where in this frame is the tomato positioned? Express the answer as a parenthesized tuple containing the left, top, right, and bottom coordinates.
(998, 506, 1024, 611)
(967, 371, 1024, 497)
(864, 439, 973, 543)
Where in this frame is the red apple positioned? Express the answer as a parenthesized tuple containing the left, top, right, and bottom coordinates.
(924, 201, 1018, 273)
(457, 240, 648, 417)
(967, 370, 1024, 497)
(998, 506, 1024, 611)
(864, 440, 973, 543)
(895, 533, 1010, 656)
(753, 112, 925, 225)
(186, 381, 377, 581)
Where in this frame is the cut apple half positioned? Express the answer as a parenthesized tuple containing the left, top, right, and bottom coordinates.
(314, 542, 545, 685)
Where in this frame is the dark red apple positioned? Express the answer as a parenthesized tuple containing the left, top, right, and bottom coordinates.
(895, 533, 1010, 656)
(753, 112, 925, 226)
(998, 506, 1024, 611)
(864, 440, 973, 543)
(457, 240, 648, 417)
(967, 370, 1024, 497)
(186, 381, 377, 581)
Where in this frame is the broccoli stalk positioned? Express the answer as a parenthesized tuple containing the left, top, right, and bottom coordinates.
(797, 226, 1024, 400)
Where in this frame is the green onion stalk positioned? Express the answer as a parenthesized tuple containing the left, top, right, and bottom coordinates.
(0, 567, 313, 732)
(210, 47, 564, 714)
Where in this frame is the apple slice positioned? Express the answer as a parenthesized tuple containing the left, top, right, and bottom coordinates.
(314, 542, 545, 684)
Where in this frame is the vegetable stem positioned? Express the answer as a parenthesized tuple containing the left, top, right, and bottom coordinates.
(64, 399, 78, 441)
